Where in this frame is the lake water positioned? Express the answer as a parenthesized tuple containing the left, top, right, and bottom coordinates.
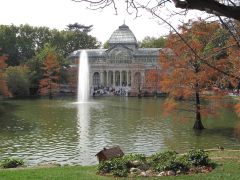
(0, 97, 239, 165)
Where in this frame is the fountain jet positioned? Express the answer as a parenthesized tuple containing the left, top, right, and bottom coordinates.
(77, 50, 89, 102)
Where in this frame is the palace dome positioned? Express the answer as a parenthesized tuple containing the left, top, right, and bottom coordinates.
(108, 24, 137, 45)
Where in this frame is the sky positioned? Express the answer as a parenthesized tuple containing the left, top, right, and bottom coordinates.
(0, 0, 202, 44)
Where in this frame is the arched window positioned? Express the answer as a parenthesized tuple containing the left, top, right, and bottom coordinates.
(93, 72, 100, 86)
(134, 72, 141, 87)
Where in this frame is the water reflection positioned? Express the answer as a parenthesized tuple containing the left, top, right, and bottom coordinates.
(76, 103, 91, 165)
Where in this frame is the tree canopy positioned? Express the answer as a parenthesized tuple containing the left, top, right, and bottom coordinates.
(139, 36, 166, 48)
(0, 24, 100, 66)
(160, 20, 231, 129)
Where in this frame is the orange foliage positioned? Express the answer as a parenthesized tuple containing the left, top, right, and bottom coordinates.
(162, 98, 178, 117)
(235, 103, 240, 117)
(67, 67, 78, 92)
(0, 54, 9, 97)
(144, 69, 161, 91)
(39, 53, 60, 98)
(160, 20, 228, 123)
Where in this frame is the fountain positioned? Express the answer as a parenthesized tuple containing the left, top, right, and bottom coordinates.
(77, 50, 89, 102)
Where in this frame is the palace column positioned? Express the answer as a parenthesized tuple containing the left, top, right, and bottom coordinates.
(100, 71, 104, 86)
(127, 71, 129, 86)
(89, 72, 93, 87)
(106, 71, 109, 86)
(113, 71, 115, 86)
(131, 71, 134, 88)
(120, 70, 122, 87)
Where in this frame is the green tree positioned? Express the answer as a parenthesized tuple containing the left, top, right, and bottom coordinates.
(6, 66, 30, 97)
(103, 41, 110, 49)
(0, 25, 19, 66)
(16, 24, 38, 63)
(0, 53, 8, 97)
(0, 24, 100, 66)
(139, 36, 166, 48)
(66, 23, 93, 33)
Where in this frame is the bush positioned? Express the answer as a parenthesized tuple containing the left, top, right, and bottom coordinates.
(123, 153, 146, 163)
(1, 157, 24, 168)
(97, 149, 212, 177)
(98, 158, 128, 177)
(98, 154, 146, 177)
(187, 149, 210, 167)
(149, 151, 178, 172)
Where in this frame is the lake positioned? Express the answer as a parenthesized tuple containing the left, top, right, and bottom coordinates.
(0, 97, 239, 165)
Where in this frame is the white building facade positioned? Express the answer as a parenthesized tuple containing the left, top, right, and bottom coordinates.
(69, 24, 161, 96)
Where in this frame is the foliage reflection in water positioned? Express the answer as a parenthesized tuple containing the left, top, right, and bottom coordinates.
(0, 97, 239, 165)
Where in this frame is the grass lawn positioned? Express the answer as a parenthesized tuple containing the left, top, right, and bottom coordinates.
(0, 150, 240, 180)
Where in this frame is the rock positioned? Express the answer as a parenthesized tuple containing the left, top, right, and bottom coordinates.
(166, 170, 176, 176)
(140, 171, 148, 177)
(146, 170, 153, 176)
(138, 164, 149, 171)
(176, 170, 181, 174)
(132, 160, 141, 166)
(130, 167, 141, 173)
(157, 171, 166, 176)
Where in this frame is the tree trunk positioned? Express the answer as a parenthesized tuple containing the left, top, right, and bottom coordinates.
(193, 88, 204, 130)
(49, 82, 53, 99)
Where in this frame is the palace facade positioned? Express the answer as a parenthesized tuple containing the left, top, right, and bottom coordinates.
(69, 24, 161, 96)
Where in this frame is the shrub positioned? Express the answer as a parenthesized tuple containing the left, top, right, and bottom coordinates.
(98, 153, 146, 177)
(123, 153, 146, 163)
(149, 151, 178, 172)
(98, 157, 128, 177)
(187, 149, 210, 167)
(1, 157, 24, 168)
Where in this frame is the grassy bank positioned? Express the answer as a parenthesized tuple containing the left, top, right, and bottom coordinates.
(0, 150, 240, 180)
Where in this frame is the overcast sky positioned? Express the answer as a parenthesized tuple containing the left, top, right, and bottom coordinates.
(0, 0, 202, 44)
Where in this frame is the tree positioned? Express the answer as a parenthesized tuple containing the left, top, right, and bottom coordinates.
(39, 52, 60, 99)
(144, 69, 161, 96)
(140, 36, 166, 48)
(0, 54, 8, 97)
(160, 20, 229, 130)
(103, 41, 110, 49)
(6, 66, 30, 97)
(67, 23, 93, 33)
(0, 24, 100, 66)
(172, 0, 240, 20)
(72, 0, 240, 20)
(0, 25, 19, 66)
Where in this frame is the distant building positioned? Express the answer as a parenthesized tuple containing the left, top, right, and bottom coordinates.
(69, 23, 161, 96)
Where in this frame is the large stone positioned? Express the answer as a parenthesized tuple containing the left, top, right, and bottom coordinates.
(140, 171, 148, 177)
(146, 170, 154, 176)
(131, 160, 141, 166)
(157, 171, 166, 176)
(166, 170, 176, 176)
(130, 167, 141, 174)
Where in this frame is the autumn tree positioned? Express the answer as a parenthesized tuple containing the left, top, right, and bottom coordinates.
(39, 53, 60, 99)
(160, 20, 230, 130)
(0, 54, 8, 97)
(144, 69, 161, 96)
